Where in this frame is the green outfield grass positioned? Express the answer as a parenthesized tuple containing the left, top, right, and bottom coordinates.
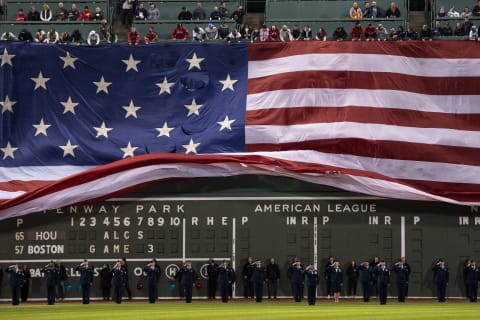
(0, 300, 479, 320)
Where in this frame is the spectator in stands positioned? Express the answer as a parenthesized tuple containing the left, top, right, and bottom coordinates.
(461, 6, 472, 17)
(385, 2, 400, 18)
(205, 23, 218, 40)
(251, 27, 260, 42)
(70, 29, 83, 43)
(40, 3, 53, 21)
(34, 29, 46, 42)
(86, 30, 99, 45)
(447, 6, 460, 17)
(464, 17, 473, 34)
(28, 7, 41, 21)
(93, 7, 104, 21)
(171, 23, 189, 40)
(377, 23, 388, 40)
(45, 27, 59, 43)
(279, 25, 292, 41)
(79, 6, 93, 21)
(405, 26, 418, 40)
(269, 24, 280, 41)
(178, 6, 193, 20)
(240, 24, 252, 39)
(469, 25, 479, 40)
(291, 24, 302, 40)
(219, 1, 229, 19)
(363, 2, 371, 17)
(419, 24, 432, 41)
(144, 25, 159, 44)
(315, 27, 327, 41)
(99, 19, 114, 43)
(59, 32, 69, 43)
(474, 1, 480, 16)
(349, 2, 363, 19)
(192, 26, 206, 41)
(128, 25, 140, 44)
(14, 9, 27, 21)
(301, 25, 312, 40)
(54, 2, 68, 21)
(437, 5, 446, 17)
(68, 3, 80, 21)
(350, 21, 363, 41)
(1, 31, 17, 41)
(193, 2, 206, 20)
(432, 20, 443, 37)
(443, 22, 452, 36)
(333, 26, 348, 41)
(230, 5, 245, 25)
(454, 22, 465, 36)
(227, 28, 241, 42)
(136, 3, 148, 20)
(147, 3, 159, 21)
(218, 21, 230, 39)
(388, 27, 397, 40)
(18, 29, 34, 41)
(369, 1, 381, 18)
(259, 23, 269, 41)
(122, 0, 135, 25)
(364, 22, 377, 41)
(396, 25, 406, 39)
(210, 6, 221, 20)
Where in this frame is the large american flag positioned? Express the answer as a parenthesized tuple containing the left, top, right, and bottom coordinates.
(0, 41, 479, 220)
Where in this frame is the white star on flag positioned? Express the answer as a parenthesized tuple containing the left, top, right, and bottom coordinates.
(93, 76, 112, 94)
(31, 71, 50, 90)
(1, 142, 18, 160)
(1, 95, 17, 114)
(93, 122, 113, 138)
(219, 74, 238, 92)
(60, 52, 78, 69)
(123, 100, 142, 118)
(122, 54, 141, 72)
(120, 141, 138, 158)
(33, 118, 52, 136)
(156, 76, 175, 95)
(182, 138, 201, 154)
(61, 96, 79, 114)
(59, 140, 78, 158)
(184, 98, 203, 117)
(217, 115, 236, 131)
(156, 122, 175, 137)
(1, 48, 15, 67)
(185, 53, 204, 70)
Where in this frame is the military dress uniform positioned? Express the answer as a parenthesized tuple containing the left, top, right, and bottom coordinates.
(112, 264, 126, 304)
(143, 261, 161, 303)
(432, 260, 449, 302)
(180, 263, 197, 303)
(358, 264, 373, 302)
(76, 261, 94, 304)
(6, 265, 24, 305)
(464, 262, 479, 302)
(251, 262, 266, 302)
(374, 262, 390, 305)
(288, 263, 305, 302)
(41, 263, 59, 305)
(216, 262, 234, 302)
(305, 266, 319, 305)
(392, 262, 410, 302)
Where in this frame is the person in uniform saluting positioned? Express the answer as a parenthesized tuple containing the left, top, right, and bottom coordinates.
(251, 259, 266, 302)
(432, 258, 449, 302)
(305, 264, 319, 305)
(180, 260, 197, 303)
(143, 259, 161, 303)
(6, 264, 24, 305)
(76, 259, 94, 304)
(41, 261, 58, 305)
(358, 261, 373, 302)
(374, 259, 390, 305)
(392, 257, 410, 302)
(216, 259, 234, 303)
(288, 259, 305, 302)
(112, 260, 126, 304)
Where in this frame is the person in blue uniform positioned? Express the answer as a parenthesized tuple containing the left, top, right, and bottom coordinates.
(358, 261, 373, 302)
(392, 257, 410, 302)
(242, 256, 254, 298)
(374, 259, 390, 305)
(432, 258, 449, 302)
(76, 259, 94, 304)
(464, 259, 479, 302)
(144, 259, 161, 303)
(41, 261, 58, 305)
(251, 259, 266, 302)
(112, 261, 126, 304)
(305, 264, 319, 305)
(216, 259, 234, 303)
(329, 260, 343, 303)
(6, 264, 24, 305)
(288, 259, 305, 302)
(266, 257, 280, 299)
(180, 260, 197, 303)
(206, 258, 218, 300)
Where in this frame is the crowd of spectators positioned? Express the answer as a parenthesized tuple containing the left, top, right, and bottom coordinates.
(11, 2, 105, 22)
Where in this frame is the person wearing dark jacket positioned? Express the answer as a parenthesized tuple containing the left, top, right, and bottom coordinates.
(120, 258, 132, 300)
(374, 259, 390, 305)
(206, 258, 218, 299)
(251, 260, 266, 302)
(76, 259, 94, 304)
(323, 256, 335, 297)
(432, 258, 449, 302)
(464, 260, 479, 302)
(392, 257, 411, 302)
(329, 261, 343, 303)
(358, 261, 373, 302)
(332, 26, 348, 41)
(21, 264, 31, 302)
(180, 261, 197, 303)
(216, 260, 234, 302)
(242, 256, 254, 298)
(56, 261, 68, 301)
(288, 259, 305, 302)
(144, 259, 161, 303)
(346, 260, 359, 297)
(266, 257, 280, 299)
(112, 261, 126, 304)
(41, 261, 58, 305)
(305, 264, 319, 305)
(6, 264, 24, 305)
(100, 264, 112, 300)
